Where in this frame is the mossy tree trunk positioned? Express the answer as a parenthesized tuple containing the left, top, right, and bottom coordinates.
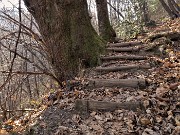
(23, 0, 105, 83)
(95, 0, 116, 42)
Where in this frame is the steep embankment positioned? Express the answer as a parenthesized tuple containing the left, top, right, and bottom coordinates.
(1, 18, 180, 135)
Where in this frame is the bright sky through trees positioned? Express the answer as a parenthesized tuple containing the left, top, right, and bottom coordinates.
(0, 0, 25, 8)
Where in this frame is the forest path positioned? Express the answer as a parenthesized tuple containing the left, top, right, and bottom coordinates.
(8, 19, 180, 135)
(92, 40, 151, 88)
(33, 29, 179, 134)
(75, 40, 156, 112)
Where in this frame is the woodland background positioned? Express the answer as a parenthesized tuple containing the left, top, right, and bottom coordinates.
(0, 0, 179, 134)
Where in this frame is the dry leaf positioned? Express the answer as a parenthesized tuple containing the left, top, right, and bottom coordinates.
(143, 100, 150, 108)
(156, 87, 170, 97)
(105, 112, 113, 121)
(39, 121, 47, 128)
(72, 114, 81, 123)
(90, 123, 103, 132)
(171, 126, 180, 135)
(156, 115, 163, 123)
(124, 117, 134, 130)
(164, 62, 171, 68)
(140, 117, 151, 125)
(73, 90, 80, 98)
(126, 96, 135, 102)
(90, 111, 97, 116)
(175, 115, 180, 126)
(55, 126, 70, 135)
(0, 129, 9, 135)
(142, 128, 160, 135)
(94, 115, 103, 121)
(169, 82, 179, 90)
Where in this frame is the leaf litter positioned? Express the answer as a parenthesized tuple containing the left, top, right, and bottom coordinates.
(1, 18, 180, 135)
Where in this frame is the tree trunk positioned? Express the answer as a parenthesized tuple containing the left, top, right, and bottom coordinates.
(139, 0, 150, 25)
(23, 0, 105, 83)
(159, 0, 177, 19)
(75, 100, 144, 112)
(143, 0, 150, 24)
(95, 0, 116, 42)
(171, 0, 180, 12)
(167, 0, 180, 17)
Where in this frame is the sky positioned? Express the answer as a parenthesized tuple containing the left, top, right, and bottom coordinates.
(0, 0, 25, 9)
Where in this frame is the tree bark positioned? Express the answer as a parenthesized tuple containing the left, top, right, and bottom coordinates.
(108, 41, 142, 47)
(107, 47, 142, 52)
(100, 55, 147, 61)
(139, 0, 150, 25)
(75, 100, 144, 112)
(95, 64, 150, 72)
(159, 0, 178, 19)
(171, 0, 180, 12)
(23, 0, 105, 83)
(96, 0, 116, 42)
(167, 0, 180, 17)
(88, 79, 147, 88)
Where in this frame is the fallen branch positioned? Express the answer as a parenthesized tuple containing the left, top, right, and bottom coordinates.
(155, 96, 170, 102)
(107, 47, 141, 52)
(147, 31, 180, 41)
(108, 41, 142, 47)
(95, 64, 150, 72)
(75, 100, 144, 112)
(88, 79, 147, 88)
(101, 55, 147, 61)
(0, 71, 46, 75)
(0, 109, 35, 113)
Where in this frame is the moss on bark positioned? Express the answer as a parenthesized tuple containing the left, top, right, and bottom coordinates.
(24, 0, 105, 82)
(96, 0, 116, 42)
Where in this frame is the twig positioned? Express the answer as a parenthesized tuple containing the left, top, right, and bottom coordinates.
(107, 1, 124, 19)
(0, 0, 22, 92)
(0, 109, 35, 113)
(0, 71, 46, 75)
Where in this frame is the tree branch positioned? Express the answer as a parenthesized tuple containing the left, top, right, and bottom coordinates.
(107, 1, 124, 19)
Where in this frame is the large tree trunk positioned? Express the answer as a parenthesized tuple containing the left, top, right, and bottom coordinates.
(23, 0, 105, 83)
(167, 0, 180, 17)
(172, 0, 180, 13)
(159, 0, 179, 19)
(95, 0, 116, 42)
(171, 0, 180, 12)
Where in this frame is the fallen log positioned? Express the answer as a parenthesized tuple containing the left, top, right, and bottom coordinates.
(88, 79, 147, 88)
(108, 41, 142, 47)
(95, 64, 150, 72)
(75, 99, 144, 112)
(147, 31, 180, 41)
(100, 55, 147, 61)
(107, 47, 141, 52)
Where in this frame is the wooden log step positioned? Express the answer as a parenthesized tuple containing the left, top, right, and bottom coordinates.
(88, 79, 147, 88)
(95, 64, 150, 72)
(107, 47, 141, 52)
(100, 55, 147, 61)
(75, 100, 144, 112)
(108, 41, 142, 47)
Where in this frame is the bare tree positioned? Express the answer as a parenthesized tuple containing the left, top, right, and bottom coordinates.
(96, 0, 117, 42)
(0, 6, 54, 120)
